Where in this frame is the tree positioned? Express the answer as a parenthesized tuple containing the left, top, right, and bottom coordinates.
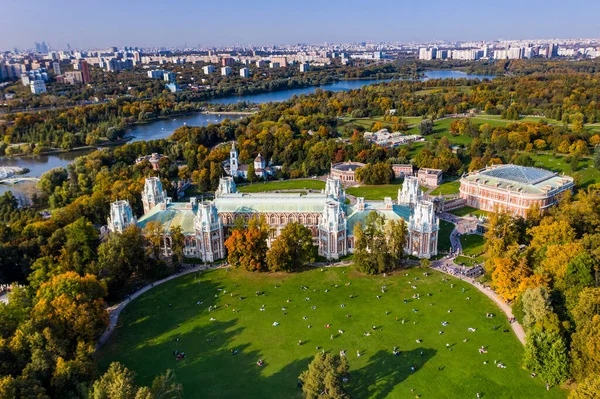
(594, 145, 600, 171)
(97, 226, 147, 293)
(523, 329, 570, 386)
(247, 162, 257, 183)
(58, 217, 99, 275)
(169, 225, 185, 266)
(569, 374, 600, 399)
(353, 212, 406, 275)
(521, 287, 553, 330)
(299, 352, 349, 399)
(224, 216, 269, 271)
(267, 222, 316, 272)
(89, 362, 138, 399)
(570, 315, 600, 382)
(144, 221, 164, 259)
(355, 163, 394, 185)
(418, 119, 434, 136)
(31, 272, 108, 350)
(146, 369, 183, 399)
(89, 362, 182, 399)
(37, 167, 68, 198)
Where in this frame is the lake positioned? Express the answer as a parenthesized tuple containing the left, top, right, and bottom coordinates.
(0, 70, 495, 199)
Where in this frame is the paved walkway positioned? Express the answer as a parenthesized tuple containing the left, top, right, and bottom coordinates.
(97, 263, 224, 348)
(431, 258, 526, 345)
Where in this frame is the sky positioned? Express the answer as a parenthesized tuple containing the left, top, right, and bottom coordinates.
(1, 0, 599, 50)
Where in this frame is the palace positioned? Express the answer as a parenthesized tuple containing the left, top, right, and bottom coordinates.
(108, 176, 439, 261)
(459, 164, 574, 218)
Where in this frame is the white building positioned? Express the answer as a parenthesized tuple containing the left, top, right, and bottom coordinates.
(221, 66, 232, 76)
(240, 67, 249, 78)
(300, 62, 310, 72)
(142, 177, 168, 214)
(398, 176, 422, 208)
(203, 65, 215, 74)
(407, 201, 439, 258)
(107, 200, 137, 233)
(30, 80, 47, 94)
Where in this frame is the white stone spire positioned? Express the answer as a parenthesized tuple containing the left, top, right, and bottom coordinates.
(398, 176, 422, 209)
(107, 200, 136, 233)
(216, 176, 236, 197)
(142, 177, 166, 214)
(324, 176, 345, 201)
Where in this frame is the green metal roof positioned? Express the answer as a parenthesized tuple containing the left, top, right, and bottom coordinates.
(214, 193, 328, 213)
(346, 202, 412, 236)
(137, 202, 196, 235)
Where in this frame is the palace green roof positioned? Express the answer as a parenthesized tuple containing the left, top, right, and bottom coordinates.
(346, 202, 412, 236)
(213, 192, 328, 213)
(137, 202, 196, 235)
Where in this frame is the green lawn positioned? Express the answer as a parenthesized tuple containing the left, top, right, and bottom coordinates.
(97, 266, 565, 399)
(526, 153, 600, 188)
(346, 181, 404, 200)
(450, 206, 488, 218)
(430, 181, 460, 196)
(238, 179, 325, 193)
(455, 255, 487, 267)
(438, 220, 455, 253)
(459, 234, 486, 256)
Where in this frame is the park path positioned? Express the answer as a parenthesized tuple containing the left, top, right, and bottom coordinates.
(97, 263, 224, 349)
(431, 260, 526, 345)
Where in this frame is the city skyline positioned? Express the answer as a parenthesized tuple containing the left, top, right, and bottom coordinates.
(1, 0, 599, 50)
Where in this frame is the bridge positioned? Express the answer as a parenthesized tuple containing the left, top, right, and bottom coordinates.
(0, 177, 40, 185)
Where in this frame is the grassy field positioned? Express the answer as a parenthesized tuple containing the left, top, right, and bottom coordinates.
(450, 206, 488, 218)
(346, 180, 404, 200)
(97, 266, 565, 399)
(455, 255, 487, 267)
(460, 234, 486, 256)
(438, 220, 455, 253)
(237, 179, 325, 193)
(430, 181, 460, 196)
(526, 153, 600, 188)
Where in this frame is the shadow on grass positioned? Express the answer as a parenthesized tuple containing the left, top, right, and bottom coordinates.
(350, 348, 436, 398)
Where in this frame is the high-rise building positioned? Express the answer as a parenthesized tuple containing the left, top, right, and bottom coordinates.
(203, 65, 215, 74)
(80, 61, 91, 83)
(52, 62, 61, 76)
(30, 80, 47, 94)
(300, 62, 310, 73)
(239, 67, 249, 78)
(418, 47, 437, 60)
(221, 57, 235, 67)
(221, 66, 232, 76)
(163, 72, 176, 83)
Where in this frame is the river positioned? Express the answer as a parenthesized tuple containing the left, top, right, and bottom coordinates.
(208, 70, 495, 105)
(0, 70, 495, 199)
